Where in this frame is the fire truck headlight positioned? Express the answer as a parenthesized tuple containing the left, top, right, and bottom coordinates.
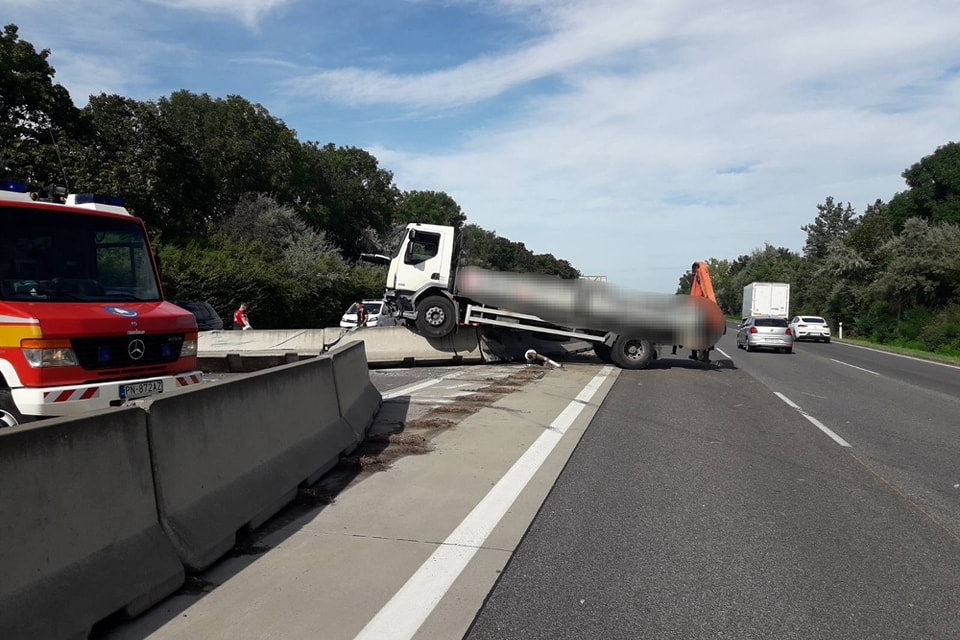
(181, 333, 198, 357)
(22, 340, 80, 367)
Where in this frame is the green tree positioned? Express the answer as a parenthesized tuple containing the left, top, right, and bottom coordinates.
(294, 142, 400, 260)
(0, 24, 87, 186)
(801, 197, 858, 260)
(157, 91, 302, 223)
(458, 224, 578, 277)
(69, 94, 208, 241)
(161, 194, 356, 328)
(845, 199, 894, 269)
(868, 218, 960, 319)
(396, 190, 467, 228)
(888, 141, 960, 230)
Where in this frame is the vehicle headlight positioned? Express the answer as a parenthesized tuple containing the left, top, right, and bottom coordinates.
(21, 339, 80, 367)
(181, 333, 198, 357)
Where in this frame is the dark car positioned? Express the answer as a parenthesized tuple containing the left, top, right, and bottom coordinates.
(174, 300, 224, 331)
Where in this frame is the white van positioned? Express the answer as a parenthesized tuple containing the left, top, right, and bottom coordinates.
(339, 299, 387, 328)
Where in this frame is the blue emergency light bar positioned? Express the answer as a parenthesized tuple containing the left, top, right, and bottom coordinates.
(0, 180, 29, 193)
(72, 193, 125, 207)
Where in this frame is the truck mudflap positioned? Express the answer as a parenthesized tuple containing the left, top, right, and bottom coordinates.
(11, 371, 204, 417)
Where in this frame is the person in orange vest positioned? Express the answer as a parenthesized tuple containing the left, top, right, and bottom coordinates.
(233, 302, 252, 330)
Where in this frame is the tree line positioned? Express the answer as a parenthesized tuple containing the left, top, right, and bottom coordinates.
(6, 23, 958, 350)
(677, 144, 960, 356)
(1, 24, 579, 328)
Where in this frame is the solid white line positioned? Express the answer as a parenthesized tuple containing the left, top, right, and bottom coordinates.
(715, 347, 731, 358)
(380, 370, 469, 400)
(829, 358, 880, 376)
(354, 366, 615, 640)
(835, 341, 960, 370)
(774, 392, 851, 448)
(381, 378, 446, 399)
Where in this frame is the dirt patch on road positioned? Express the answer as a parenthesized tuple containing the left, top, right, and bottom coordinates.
(336, 366, 546, 476)
(200, 365, 552, 592)
(274, 365, 549, 529)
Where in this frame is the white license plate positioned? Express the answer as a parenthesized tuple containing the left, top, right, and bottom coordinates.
(120, 380, 163, 400)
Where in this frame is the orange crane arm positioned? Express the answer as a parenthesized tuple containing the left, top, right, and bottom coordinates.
(689, 261, 717, 303)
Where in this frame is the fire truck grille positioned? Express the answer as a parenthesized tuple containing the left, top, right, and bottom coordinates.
(71, 334, 185, 370)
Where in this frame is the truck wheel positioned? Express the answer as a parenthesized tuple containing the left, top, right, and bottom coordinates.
(593, 342, 613, 363)
(610, 337, 654, 370)
(0, 390, 28, 428)
(416, 295, 457, 338)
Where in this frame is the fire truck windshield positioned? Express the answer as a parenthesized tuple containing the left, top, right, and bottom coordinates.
(0, 206, 161, 302)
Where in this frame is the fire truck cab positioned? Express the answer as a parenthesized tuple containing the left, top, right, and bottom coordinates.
(0, 180, 202, 427)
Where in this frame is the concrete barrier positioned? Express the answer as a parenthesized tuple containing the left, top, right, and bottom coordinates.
(198, 328, 329, 354)
(145, 355, 356, 571)
(0, 410, 184, 639)
(330, 325, 484, 366)
(329, 341, 383, 441)
(198, 351, 304, 373)
(198, 325, 587, 370)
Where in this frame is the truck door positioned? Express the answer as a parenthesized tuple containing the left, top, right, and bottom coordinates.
(400, 229, 449, 290)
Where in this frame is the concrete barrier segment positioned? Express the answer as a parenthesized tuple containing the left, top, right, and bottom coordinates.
(332, 325, 483, 367)
(0, 409, 183, 639)
(198, 329, 329, 355)
(144, 356, 355, 571)
(329, 340, 383, 441)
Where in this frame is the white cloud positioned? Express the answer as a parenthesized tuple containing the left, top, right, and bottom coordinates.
(145, 0, 294, 28)
(7, 0, 960, 291)
(355, 1, 960, 290)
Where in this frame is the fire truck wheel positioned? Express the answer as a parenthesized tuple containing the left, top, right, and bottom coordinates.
(593, 342, 614, 363)
(0, 390, 29, 428)
(610, 336, 654, 370)
(416, 295, 457, 338)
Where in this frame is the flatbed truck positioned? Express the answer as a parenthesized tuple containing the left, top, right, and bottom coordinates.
(364, 223, 723, 369)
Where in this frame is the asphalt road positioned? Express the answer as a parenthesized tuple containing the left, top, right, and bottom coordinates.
(464, 335, 960, 639)
(99, 334, 960, 639)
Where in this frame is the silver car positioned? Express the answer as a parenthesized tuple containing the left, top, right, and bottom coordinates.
(737, 316, 794, 353)
(789, 315, 831, 342)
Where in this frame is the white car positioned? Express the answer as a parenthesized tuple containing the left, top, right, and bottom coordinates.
(789, 315, 831, 342)
(339, 300, 387, 328)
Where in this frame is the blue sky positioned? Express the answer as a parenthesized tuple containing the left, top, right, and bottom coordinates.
(5, 0, 960, 292)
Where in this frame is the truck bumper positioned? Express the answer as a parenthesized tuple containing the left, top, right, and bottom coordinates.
(12, 371, 204, 418)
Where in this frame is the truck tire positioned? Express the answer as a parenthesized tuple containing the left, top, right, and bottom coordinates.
(593, 342, 613, 363)
(416, 295, 457, 338)
(0, 389, 29, 428)
(610, 336, 654, 370)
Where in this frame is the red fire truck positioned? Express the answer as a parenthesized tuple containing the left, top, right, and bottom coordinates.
(0, 181, 202, 427)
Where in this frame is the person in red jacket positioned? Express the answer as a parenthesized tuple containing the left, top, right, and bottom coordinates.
(355, 301, 368, 328)
(233, 302, 252, 330)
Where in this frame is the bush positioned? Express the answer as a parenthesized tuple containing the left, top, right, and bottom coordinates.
(919, 304, 960, 353)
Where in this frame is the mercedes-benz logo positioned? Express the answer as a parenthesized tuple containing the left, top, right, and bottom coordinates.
(128, 339, 146, 360)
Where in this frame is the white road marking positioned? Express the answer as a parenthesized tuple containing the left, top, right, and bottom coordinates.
(380, 370, 469, 399)
(775, 392, 851, 448)
(381, 378, 446, 399)
(716, 347, 731, 358)
(830, 358, 880, 376)
(835, 341, 960, 370)
(354, 366, 615, 640)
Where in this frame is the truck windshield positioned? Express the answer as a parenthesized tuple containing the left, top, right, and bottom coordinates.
(0, 206, 161, 302)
